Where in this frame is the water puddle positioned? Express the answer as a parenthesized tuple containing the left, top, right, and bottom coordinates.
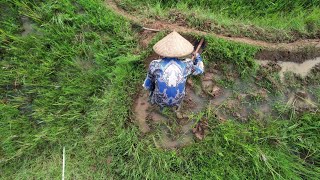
(256, 57, 320, 80)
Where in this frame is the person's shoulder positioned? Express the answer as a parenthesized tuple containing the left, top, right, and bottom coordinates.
(183, 58, 192, 62)
(150, 59, 162, 64)
(149, 59, 162, 71)
(183, 58, 193, 65)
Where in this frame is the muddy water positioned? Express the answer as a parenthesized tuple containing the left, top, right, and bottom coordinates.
(256, 57, 320, 80)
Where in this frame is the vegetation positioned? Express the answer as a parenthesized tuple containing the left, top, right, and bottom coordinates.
(1, 0, 320, 179)
(0, 0, 141, 164)
(117, 0, 320, 42)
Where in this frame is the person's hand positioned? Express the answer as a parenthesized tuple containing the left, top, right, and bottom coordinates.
(191, 52, 199, 59)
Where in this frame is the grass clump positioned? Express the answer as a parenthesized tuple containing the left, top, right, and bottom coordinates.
(0, 0, 140, 161)
(203, 35, 259, 78)
(180, 113, 320, 179)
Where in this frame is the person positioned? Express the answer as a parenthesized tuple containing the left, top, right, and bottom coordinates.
(143, 31, 204, 114)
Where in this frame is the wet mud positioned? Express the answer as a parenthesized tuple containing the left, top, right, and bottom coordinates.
(134, 91, 151, 133)
(256, 48, 320, 63)
(133, 55, 320, 149)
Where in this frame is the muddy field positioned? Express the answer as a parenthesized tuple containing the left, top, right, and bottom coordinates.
(134, 55, 320, 149)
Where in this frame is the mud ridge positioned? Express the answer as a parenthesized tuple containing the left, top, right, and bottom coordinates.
(105, 0, 320, 62)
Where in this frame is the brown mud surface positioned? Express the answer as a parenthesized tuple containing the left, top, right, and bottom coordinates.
(105, 0, 320, 62)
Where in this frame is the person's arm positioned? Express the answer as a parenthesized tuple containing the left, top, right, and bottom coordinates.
(184, 53, 204, 76)
(143, 61, 156, 91)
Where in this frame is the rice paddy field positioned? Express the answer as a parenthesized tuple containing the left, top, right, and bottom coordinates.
(1, 0, 320, 179)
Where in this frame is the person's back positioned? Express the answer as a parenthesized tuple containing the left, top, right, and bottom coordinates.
(144, 55, 204, 108)
(143, 31, 204, 111)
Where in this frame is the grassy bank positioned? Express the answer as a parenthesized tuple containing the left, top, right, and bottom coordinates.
(1, 0, 320, 179)
(116, 0, 320, 42)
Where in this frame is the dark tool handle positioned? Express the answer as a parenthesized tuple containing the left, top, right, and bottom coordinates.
(192, 38, 204, 61)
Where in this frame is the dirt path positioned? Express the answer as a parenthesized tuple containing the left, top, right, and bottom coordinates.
(105, 0, 320, 54)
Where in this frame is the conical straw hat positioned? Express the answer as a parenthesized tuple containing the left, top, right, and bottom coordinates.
(153, 31, 194, 58)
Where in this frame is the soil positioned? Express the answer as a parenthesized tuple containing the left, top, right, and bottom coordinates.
(255, 48, 320, 63)
(105, 0, 320, 62)
(138, 30, 158, 48)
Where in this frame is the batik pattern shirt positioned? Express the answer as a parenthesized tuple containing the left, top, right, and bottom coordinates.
(143, 54, 204, 107)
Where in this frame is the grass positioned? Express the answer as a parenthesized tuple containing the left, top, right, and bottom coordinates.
(116, 0, 320, 42)
(1, 0, 320, 179)
(0, 0, 140, 162)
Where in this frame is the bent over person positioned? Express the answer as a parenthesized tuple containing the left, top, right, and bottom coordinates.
(143, 31, 204, 113)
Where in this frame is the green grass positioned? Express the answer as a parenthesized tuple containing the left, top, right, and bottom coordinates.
(0, 0, 141, 161)
(1, 0, 320, 179)
(116, 0, 320, 42)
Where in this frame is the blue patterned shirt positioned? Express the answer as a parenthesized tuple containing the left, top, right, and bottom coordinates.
(143, 54, 204, 107)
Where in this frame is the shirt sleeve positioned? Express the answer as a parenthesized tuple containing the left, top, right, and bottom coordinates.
(184, 54, 204, 76)
(143, 61, 156, 91)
